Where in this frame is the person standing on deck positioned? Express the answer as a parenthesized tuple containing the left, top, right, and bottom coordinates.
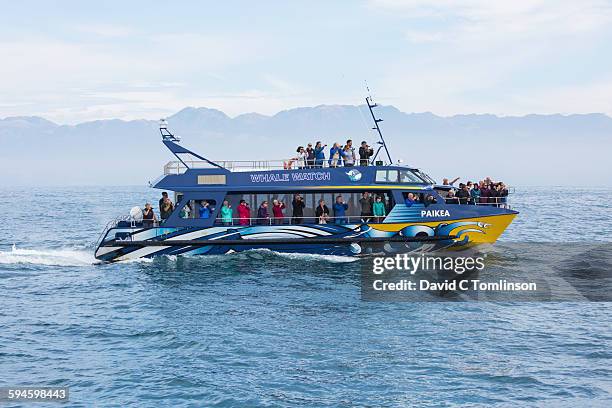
(272, 199, 286, 225)
(238, 200, 251, 226)
(329, 143, 342, 167)
(143, 203, 157, 228)
(314, 142, 326, 168)
(373, 195, 387, 223)
(292, 194, 305, 224)
(198, 201, 211, 219)
(159, 192, 173, 218)
(359, 141, 374, 166)
(257, 201, 270, 225)
(315, 199, 330, 224)
(442, 177, 460, 186)
(160, 196, 174, 221)
(359, 192, 374, 222)
(220, 200, 233, 226)
(470, 182, 481, 204)
(342, 140, 356, 167)
(333, 195, 348, 224)
(306, 144, 315, 168)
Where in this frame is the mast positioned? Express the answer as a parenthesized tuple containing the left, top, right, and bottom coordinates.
(366, 96, 393, 164)
(158, 119, 224, 170)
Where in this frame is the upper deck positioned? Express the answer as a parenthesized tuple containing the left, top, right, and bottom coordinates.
(155, 158, 436, 192)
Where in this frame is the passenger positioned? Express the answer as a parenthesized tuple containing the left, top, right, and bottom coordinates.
(373, 195, 386, 223)
(342, 140, 356, 167)
(142, 203, 157, 227)
(479, 182, 490, 204)
(306, 143, 315, 168)
(442, 177, 460, 186)
(296, 146, 307, 169)
(160, 196, 174, 220)
(220, 200, 233, 226)
(404, 192, 416, 207)
(179, 203, 191, 218)
(198, 200, 211, 219)
(489, 183, 500, 207)
(158, 192, 170, 215)
(257, 201, 270, 225)
(445, 190, 459, 204)
(329, 142, 342, 167)
(456, 183, 470, 204)
(359, 191, 374, 222)
(315, 199, 330, 224)
(333, 195, 348, 224)
(424, 194, 436, 207)
(499, 183, 509, 208)
(314, 141, 326, 168)
(272, 199, 286, 225)
(292, 194, 305, 224)
(238, 199, 251, 226)
(358, 141, 374, 166)
(470, 182, 481, 204)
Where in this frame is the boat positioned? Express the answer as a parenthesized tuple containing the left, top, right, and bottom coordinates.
(94, 98, 518, 262)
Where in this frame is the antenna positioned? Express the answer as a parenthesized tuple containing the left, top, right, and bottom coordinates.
(365, 95, 393, 164)
(159, 118, 180, 142)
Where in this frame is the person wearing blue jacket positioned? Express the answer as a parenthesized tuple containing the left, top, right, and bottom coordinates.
(328, 142, 342, 167)
(333, 195, 349, 224)
(314, 141, 326, 168)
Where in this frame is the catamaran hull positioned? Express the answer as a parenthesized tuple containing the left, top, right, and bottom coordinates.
(95, 214, 516, 262)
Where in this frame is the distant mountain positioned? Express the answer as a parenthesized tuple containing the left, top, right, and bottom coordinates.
(1, 105, 611, 186)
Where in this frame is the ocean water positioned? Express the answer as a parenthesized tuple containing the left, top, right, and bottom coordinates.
(1, 186, 611, 407)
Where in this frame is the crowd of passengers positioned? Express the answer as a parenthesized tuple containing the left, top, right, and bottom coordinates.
(286, 139, 375, 168)
(141, 191, 390, 226)
(139, 177, 509, 227)
(441, 176, 509, 206)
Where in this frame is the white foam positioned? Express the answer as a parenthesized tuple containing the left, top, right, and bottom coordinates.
(0, 244, 97, 266)
(246, 248, 359, 263)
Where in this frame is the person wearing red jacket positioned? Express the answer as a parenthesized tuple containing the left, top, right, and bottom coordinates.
(237, 200, 251, 226)
(272, 199, 286, 225)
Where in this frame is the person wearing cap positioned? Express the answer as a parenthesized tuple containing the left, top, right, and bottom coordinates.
(358, 141, 374, 166)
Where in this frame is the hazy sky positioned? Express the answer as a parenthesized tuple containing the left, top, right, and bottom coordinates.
(1, 0, 612, 124)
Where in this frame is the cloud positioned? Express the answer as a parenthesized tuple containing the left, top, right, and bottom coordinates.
(73, 23, 136, 38)
(365, 0, 612, 116)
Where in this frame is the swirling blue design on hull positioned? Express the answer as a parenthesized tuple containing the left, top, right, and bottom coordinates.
(95, 219, 492, 262)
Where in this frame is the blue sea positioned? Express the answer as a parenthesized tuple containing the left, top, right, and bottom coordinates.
(1, 186, 611, 407)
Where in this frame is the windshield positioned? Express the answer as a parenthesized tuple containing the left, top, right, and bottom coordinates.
(413, 169, 436, 184)
(399, 170, 426, 183)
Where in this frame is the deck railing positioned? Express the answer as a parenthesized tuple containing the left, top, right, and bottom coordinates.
(163, 159, 379, 174)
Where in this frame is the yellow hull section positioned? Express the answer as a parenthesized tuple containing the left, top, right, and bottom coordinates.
(370, 213, 517, 244)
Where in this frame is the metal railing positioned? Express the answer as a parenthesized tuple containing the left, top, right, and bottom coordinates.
(163, 159, 380, 174)
(443, 197, 511, 209)
(209, 215, 383, 226)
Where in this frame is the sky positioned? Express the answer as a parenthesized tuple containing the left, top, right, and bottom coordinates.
(1, 0, 612, 124)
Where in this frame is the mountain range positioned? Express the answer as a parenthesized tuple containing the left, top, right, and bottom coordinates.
(1, 104, 610, 186)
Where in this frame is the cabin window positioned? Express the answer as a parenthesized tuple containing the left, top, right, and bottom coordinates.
(197, 175, 226, 185)
(375, 170, 399, 183)
(179, 199, 217, 219)
(221, 191, 394, 224)
(402, 191, 436, 206)
(399, 170, 424, 183)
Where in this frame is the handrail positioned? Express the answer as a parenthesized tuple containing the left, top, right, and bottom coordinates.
(208, 215, 384, 226)
(163, 159, 386, 174)
(443, 198, 511, 209)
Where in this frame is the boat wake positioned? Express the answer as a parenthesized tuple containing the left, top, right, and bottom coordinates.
(242, 248, 359, 263)
(0, 244, 98, 267)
